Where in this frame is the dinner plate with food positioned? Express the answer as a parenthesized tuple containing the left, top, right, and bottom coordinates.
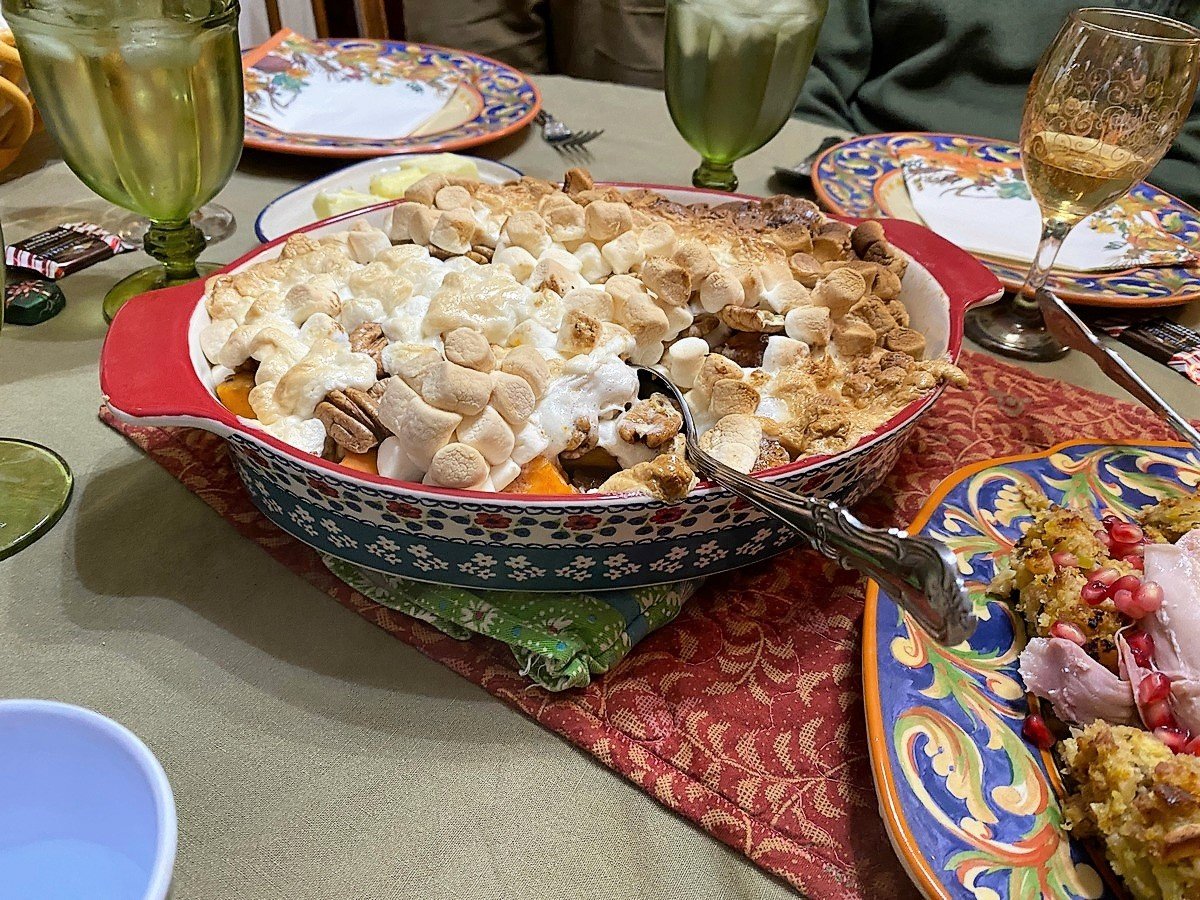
(100, 167, 1001, 592)
(867, 440, 1200, 899)
(254, 152, 523, 243)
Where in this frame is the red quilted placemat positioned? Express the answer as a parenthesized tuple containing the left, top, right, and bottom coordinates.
(101, 350, 1179, 898)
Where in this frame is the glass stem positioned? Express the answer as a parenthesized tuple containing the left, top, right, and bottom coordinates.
(144, 219, 206, 285)
(693, 158, 738, 192)
(1014, 217, 1072, 318)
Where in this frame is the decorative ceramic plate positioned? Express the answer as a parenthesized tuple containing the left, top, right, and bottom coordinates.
(813, 133, 1200, 308)
(865, 440, 1198, 900)
(242, 30, 540, 158)
(253, 153, 523, 242)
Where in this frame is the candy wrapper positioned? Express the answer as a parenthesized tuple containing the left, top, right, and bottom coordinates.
(3, 266, 65, 325)
(5, 222, 135, 279)
(1097, 316, 1200, 385)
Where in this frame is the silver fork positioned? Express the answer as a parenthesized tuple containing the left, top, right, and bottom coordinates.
(534, 109, 603, 153)
(634, 367, 976, 646)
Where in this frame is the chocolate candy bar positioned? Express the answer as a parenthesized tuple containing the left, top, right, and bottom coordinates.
(5, 222, 134, 279)
(1097, 317, 1200, 385)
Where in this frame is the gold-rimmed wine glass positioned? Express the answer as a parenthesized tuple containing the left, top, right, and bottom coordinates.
(664, 0, 829, 192)
(966, 8, 1200, 361)
(2, 0, 244, 323)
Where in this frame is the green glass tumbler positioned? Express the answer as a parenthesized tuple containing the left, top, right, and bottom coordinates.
(664, 0, 828, 192)
(3, 0, 244, 323)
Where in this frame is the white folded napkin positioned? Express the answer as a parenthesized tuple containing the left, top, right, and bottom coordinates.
(898, 148, 1195, 273)
(243, 30, 457, 142)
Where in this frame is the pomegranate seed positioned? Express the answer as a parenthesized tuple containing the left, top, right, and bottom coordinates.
(1112, 541, 1145, 559)
(1082, 581, 1111, 605)
(1135, 581, 1164, 614)
(1139, 672, 1173, 705)
(1088, 566, 1121, 586)
(1184, 736, 1200, 757)
(1144, 700, 1176, 730)
(1111, 574, 1143, 596)
(1022, 713, 1056, 750)
(1156, 727, 1189, 753)
(1127, 630, 1155, 667)
(1113, 588, 1142, 618)
(1125, 555, 1145, 572)
(1094, 529, 1113, 549)
(1110, 522, 1144, 545)
(1050, 621, 1087, 645)
(1052, 551, 1079, 568)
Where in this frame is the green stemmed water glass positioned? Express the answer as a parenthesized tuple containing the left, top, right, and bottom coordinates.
(3, 0, 245, 323)
(0, 218, 72, 561)
(664, 0, 828, 192)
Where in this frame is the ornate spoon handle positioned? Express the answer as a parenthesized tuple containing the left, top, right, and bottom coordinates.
(688, 442, 975, 646)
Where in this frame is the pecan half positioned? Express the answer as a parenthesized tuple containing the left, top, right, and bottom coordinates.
(349, 322, 388, 379)
(315, 383, 387, 454)
(617, 395, 683, 449)
(717, 305, 785, 333)
(560, 415, 599, 460)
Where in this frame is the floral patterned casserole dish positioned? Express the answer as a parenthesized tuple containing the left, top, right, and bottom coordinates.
(100, 183, 1001, 592)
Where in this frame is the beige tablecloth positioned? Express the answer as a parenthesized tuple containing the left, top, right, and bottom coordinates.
(1, 75, 1198, 900)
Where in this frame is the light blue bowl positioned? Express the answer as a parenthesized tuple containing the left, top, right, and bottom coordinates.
(0, 700, 177, 900)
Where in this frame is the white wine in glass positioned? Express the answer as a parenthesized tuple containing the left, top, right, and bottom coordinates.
(966, 8, 1200, 361)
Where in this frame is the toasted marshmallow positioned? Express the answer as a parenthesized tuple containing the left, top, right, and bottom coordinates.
(762, 336, 809, 372)
(698, 414, 762, 473)
(499, 210, 551, 256)
(573, 241, 612, 282)
(639, 222, 677, 259)
(420, 360, 494, 415)
(600, 230, 645, 275)
(490, 371, 537, 426)
(499, 345, 550, 398)
(443, 327, 495, 372)
(665, 336, 709, 390)
(784, 306, 832, 347)
(346, 223, 391, 263)
(377, 435, 424, 482)
(456, 406, 516, 465)
(699, 270, 746, 314)
(434, 185, 473, 211)
(425, 442, 488, 489)
(429, 207, 475, 255)
(584, 200, 633, 243)
(492, 245, 538, 283)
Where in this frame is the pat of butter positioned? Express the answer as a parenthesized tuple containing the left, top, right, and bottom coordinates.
(313, 189, 380, 219)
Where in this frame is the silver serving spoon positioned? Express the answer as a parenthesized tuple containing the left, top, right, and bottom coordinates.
(634, 367, 976, 646)
(1037, 289, 1200, 452)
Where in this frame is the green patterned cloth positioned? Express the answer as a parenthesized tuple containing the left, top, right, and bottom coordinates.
(323, 556, 703, 690)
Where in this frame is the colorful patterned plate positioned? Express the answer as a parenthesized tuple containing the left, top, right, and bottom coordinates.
(814, 133, 1200, 309)
(865, 440, 1198, 900)
(242, 31, 540, 158)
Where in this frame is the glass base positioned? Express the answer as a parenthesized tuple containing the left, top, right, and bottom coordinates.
(113, 204, 237, 247)
(692, 158, 738, 192)
(0, 439, 72, 562)
(965, 295, 1071, 362)
(103, 261, 224, 324)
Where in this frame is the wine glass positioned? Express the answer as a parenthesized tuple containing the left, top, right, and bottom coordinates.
(1, 0, 244, 324)
(0, 217, 72, 561)
(664, 0, 829, 192)
(966, 8, 1200, 362)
